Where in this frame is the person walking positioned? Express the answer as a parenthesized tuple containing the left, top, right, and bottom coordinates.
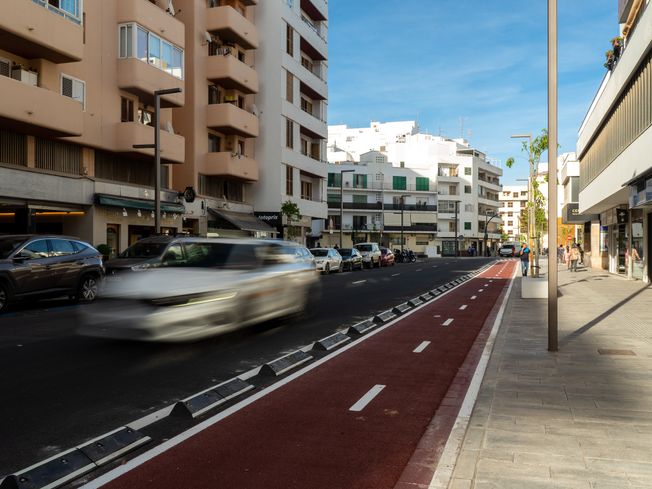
(519, 242, 530, 277)
(578, 243, 584, 265)
(564, 245, 571, 270)
(570, 244, 580, 272)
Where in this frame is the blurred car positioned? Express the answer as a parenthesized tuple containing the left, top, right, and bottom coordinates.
(309, 248, 342, 274)
(380, 247, 395, 267)
(354, 242, 381, 268)
(104, 235, 188, 275)
(0, 235, 103, 313)
(338, 248, 363, 271)
(79, 239, 319, 342)
(498, 244, 516, 257)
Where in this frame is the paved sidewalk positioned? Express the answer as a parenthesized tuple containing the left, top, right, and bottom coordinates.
(447, 262, 652, 489)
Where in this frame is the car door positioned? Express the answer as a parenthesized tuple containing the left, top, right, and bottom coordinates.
(49, 239, 80, 290)
(11, 238, 53, 295)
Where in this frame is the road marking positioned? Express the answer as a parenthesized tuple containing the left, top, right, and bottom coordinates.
(350, 385, 386, 412)
(392, 273, 400, 277)
(413, 341, 431, 353)
(478, 289, 484, 292)
(433, 314, 441, 318)
(352, 280, 367, 285)
(416, 269, 422, 272)
(471, 296, 477, 300)
(443, 318, 454, 326)
(459, 305, 468, 310)
(432, 265, 438, 268)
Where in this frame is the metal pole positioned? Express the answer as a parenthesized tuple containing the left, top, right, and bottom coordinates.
(380, 173, 385, 246)
(340, 175, 344, 248)
(454, 200, 459, 257)
(154, 93, 161, 235)
(401, 196, 405, 254)
(548, 0, 559, 351)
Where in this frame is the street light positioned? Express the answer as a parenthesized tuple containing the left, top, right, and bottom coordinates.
(400, 194, 411, 254)
(484, 210, 499, 256)
(548, 0, 559, 351)
(511, 133, 538, 277)
(133, 87, 183, 235)
(339, 169, 355, 248)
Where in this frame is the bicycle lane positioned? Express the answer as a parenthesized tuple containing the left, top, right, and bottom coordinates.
(84, 260, 517, 489)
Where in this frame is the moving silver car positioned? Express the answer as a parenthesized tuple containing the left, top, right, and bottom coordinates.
(79, 239, 319, 342)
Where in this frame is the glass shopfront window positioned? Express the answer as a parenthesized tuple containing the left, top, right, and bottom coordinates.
(119, 23, 184, 80)
(631, 209, 644, 280)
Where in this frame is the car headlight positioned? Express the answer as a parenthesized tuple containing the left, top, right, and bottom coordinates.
(149, 291, 237, 307)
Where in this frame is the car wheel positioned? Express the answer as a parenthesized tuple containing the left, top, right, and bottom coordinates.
(76, 274, 99, 303)
(337, 263, 343, 273)
(0, 283, 9, 313)
(324, 263, 330, 274)
(375, 258, 380, 268)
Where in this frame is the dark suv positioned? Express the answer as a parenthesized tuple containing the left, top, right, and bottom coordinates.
(104, 235, 191, 274)
(0, 235, 104, 312)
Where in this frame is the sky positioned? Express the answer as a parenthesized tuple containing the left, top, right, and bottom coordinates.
(327, 0, 617, 185)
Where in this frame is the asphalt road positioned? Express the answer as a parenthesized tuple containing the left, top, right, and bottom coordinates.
(0, 257, 494, 475)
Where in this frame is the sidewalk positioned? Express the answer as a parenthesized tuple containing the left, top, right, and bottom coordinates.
(446, 262, 652, 488)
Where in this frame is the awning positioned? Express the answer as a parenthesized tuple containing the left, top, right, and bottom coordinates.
(208, 208, 276, 233)
(96, 194, 185, 213)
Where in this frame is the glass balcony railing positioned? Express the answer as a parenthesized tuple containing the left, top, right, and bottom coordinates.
(32, 0, 82, 24)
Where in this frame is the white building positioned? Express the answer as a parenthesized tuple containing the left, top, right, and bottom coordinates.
(251, 0, 328, 245)
(499, 186, 528, 241)
(577, 0, 651, 280)
(327, 121, 503, 255)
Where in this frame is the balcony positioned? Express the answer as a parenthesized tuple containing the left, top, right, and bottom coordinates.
(0, 74, 82, 137)
(301, 0, 327, 22)
(115, 122, 185, 164)
(206, 103, 259, 138)
(206, 55, 258, 94)
(206, 6, 258, 50)
(198, 152, 258, 181)
(117, 58, 184, 108)
(117, 0, 185, 48)
(0, 0, 83, 63)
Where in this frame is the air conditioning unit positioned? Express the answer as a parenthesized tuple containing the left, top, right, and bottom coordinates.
(11, 67, 38, 86)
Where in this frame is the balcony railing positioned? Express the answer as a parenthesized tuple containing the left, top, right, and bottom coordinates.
(327, 202, 437, 212)
(300, 14, 327, 41)
(327, 182, 438, 192)
(32, 0, 82, 24)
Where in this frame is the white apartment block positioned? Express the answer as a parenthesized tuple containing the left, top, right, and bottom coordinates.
(327, 121, 503, 256)
(499, 186, 528, 241)
(251, 0, 328, 245)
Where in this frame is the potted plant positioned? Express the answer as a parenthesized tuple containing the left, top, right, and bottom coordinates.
(604, 50, 614, 70)
(96, 244, 112, 261)
(611, 36, 623, 59)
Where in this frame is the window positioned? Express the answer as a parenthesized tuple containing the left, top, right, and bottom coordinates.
(513, 192, 519, 198)
(50, 239, 75, 256)
(353, 174, 367, 189)
(286, 24, 294, 56)
(237, 140, 245, 155)
(286, 165, 293, 195)
(0, 129, 27, 167)
(208, 134, 221, 152)
(464, 185, 472, 194)
(61, 74, 85, 107)
(301, 138, 309, 156)
(508, 212, 513, 217)
(286, 118, 294, 149)
(22, 240, 50, 259)
(301, 98, 313, 115)
(327, 173, 341, 187)
(353, 216, 367, 230)
(464, 204, 473, 212)
(508, 221, 513, 227)
(464, 222, 472, 230)
(35, 137, 82, 175)
(119, 23, 184, 79)
(393, 176, 406, 190)
(464, 167, 472, 175)
(301, 181, 312, 200)
(286, 71, 293, 103)
(521, 191, 527, 196)
(327, 193, 340, 203)
(352, 195, 367, 204)
(138, 107, 155, 126)
(507, 202, 513, 208)
(416, 177, 429, 191)
(121, 97, 134, 122)
(208, 85, 221, 104)
(448, 222, 455, 232)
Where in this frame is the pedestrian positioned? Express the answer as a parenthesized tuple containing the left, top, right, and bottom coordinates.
(570, 244, 580, 272)
(557, 244, 564, 263)
(577, 243, 584, 265)
(564, 245, 571, 270)
(334, 244, 339, 250)
(519, 242, 530, 277)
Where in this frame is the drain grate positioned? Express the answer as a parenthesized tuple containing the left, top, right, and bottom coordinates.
(597, 348, 636, 356)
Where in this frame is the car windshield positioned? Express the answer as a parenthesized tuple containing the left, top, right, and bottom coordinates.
(356, 244, 372, 252)
(0, 237, 28, 259)
(119, 242, 168, 259)
(310, 249, 328, 257)
(338, 248, 353, 257)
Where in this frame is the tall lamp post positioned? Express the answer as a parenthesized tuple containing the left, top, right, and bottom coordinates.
(484, 210, 499, 256)
(548, 0, 559, 351)
(511, 133, 538, 277)
(133, 87, 183, 235)
(400, 194, 411, 254)
(339, 169, 355, 248)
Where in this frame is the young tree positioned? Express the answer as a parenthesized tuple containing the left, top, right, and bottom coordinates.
(281, 200, 301, 240)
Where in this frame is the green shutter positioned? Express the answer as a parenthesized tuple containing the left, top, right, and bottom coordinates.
(327, 193, 340, 203)
(328, 173, 341, 187)
(393, 176, 406, 190)
(353, 194, 367, 204)
(416, 177, 429, 191)
(362, 175, 368, 189)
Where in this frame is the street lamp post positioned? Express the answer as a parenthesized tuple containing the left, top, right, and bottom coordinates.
(548, 0, 559, 351)
(484, 211, 499, 256)
(511, 133, 537, 277)
(400, 194, 411, 254)
(339, 169, 354, 248)
(133, 87, 182, 235)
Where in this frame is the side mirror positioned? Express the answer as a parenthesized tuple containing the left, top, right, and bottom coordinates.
(13, 254, 27, 263)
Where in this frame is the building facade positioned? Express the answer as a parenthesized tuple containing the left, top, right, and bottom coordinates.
(577, 0, 651, 281)
(498, 185, 528, 241)
(328, 122, 503, 255)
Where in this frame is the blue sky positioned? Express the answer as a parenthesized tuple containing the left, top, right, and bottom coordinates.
(327, 0, 617, 185)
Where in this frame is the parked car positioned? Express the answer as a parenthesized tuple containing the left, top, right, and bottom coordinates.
(354, 242, 381, 268)
(498, 244, 516, 257)
(338, 248, 363, 271)
(104, 235, 188, 275)
(380, 247, 395, 267)
(309, 248, 342, 274)
(0, 235, 103, 313)
(79, 239, 319, 342)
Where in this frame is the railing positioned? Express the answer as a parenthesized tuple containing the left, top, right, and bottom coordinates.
(32, 0, 82, 24)
(327, 202, 437, 211)
(327, 182, 438, 192)
(300, 14, 327, 42)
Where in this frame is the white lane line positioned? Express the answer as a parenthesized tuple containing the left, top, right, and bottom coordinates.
(470, 296, 477, 300)
(392, 273, 400, 277)
(433, 314, 441, 318)
(416, 269, 422, 272)
(413, 341, 431, 353)
(478, 289, 484, 292)
(349, 385, 386, 412)
(352, 280, 367, 285)
(443, 318, 454, 326)
(432, 265, 438, 268)
(459, 305, 468, 310)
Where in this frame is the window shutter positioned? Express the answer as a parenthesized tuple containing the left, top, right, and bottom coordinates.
(62, 76, 73, 97)
(0, 58, 9, 78)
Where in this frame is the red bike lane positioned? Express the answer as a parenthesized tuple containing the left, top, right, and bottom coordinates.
(86, 261, 516, 489)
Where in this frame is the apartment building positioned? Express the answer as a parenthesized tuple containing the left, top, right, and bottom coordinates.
(0, 0, 187, 255)
(498, 186, 528, 241)
(250, 0, 329, 244)
(577, 0, 651, 281)
(328, 122, 503, 256)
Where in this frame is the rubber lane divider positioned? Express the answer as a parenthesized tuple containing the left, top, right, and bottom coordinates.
(171, 378, 254, 419)
(0, 427, 150, 489)
(430, 289, 442, 297)
(313, 331, 351, 351)
(408, 297, 423, 307)
(392, 302, 412, 315)
(347, 319, 376, 336)
(260, 350, 313, 377)
(420, 292, 433, 302)
(374, 309, 398, 323)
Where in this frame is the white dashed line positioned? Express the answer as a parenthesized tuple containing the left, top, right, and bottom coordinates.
(350, 385, 386, 412)
(443, 318, 454, 326)
(413, 341, 431, 353)
(478, 289, 484, 292)
(432, 266, 438, 268)
(416, 269, 422, 272)
(392, 273, 400, 277)
(352, 280, 367, 285)
(434, 314, 441, 318)
(471, 296, 477, 300)
(459, 305, 468, 310)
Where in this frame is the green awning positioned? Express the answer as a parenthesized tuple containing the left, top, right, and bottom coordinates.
(96, 194, 185, 213)
(208, 208, 276, 233)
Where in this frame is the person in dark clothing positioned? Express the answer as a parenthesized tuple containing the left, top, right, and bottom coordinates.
(519, 242, 530, 277)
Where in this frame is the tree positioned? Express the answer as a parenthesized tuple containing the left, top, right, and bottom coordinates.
(281, 200, 301, 240)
